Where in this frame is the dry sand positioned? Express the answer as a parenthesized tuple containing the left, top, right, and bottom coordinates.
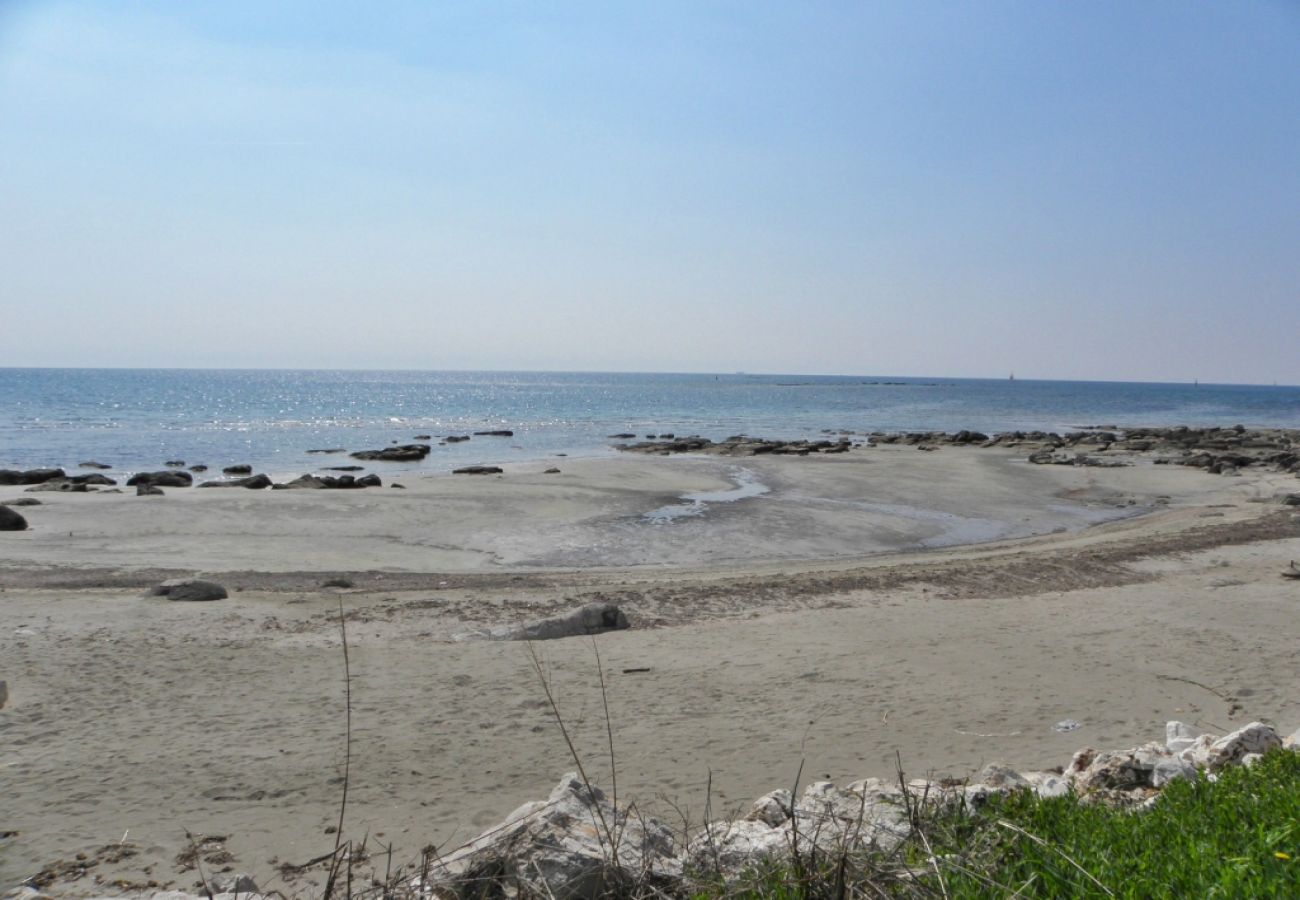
(2, 446, 1299, 895)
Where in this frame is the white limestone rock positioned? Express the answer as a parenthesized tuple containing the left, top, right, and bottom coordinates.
(745, 789, 792, 827)
(686, 819, 789, 875)
(418, 773, 680, 899)
(1205, 722, 1281, 770)
(1165, 721, 1204, 756)
(1024, 771, 1071, 798)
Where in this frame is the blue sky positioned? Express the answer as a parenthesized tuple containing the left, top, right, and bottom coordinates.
(1, 2, 1297, 382)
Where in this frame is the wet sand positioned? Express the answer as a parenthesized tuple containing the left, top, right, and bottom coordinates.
(2, 446, 1299, 895)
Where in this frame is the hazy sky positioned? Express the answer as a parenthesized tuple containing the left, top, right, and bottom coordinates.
(2, 2, 1297, 382)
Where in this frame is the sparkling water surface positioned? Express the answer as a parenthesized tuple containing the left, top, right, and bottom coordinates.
(1, 368, 1297, 477)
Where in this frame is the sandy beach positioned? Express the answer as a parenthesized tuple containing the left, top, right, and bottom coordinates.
(3, 444, 1300, 896)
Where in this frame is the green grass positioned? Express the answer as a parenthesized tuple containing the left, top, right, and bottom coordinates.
(700, 749, 1300, 899)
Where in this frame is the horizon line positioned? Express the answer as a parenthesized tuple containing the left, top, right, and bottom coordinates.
(0, 365, 1295, 390)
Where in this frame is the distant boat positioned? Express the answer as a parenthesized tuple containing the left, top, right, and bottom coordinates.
(1009, 372, 1015, 381)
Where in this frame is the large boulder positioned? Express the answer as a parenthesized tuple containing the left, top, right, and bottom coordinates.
(463, 603, 630, 641)
(419, 773, 680, 899)
(150, 579, 228, 602)
(0, 506, 29, 531)
(127, 471, 193, 488)
(0, 468, 66, 485)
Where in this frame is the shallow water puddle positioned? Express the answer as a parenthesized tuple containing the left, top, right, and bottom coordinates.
(643, 466, 771, 523)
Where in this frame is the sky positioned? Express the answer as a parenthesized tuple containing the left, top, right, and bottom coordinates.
(1, 2, 1297, 382)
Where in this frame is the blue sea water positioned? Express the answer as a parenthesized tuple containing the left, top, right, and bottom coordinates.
(1, 368, 1298, 477)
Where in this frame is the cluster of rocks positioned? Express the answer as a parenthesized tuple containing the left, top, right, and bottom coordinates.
(610, 425, 1300, 478)
(0, 468, 118, 488)
(618, 435, 853, 457)
(406, 719, 1300, 899)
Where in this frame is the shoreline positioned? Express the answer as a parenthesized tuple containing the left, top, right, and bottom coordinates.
(2, 434, 1299, 895)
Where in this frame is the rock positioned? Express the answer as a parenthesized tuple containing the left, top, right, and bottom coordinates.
(1151, 756, 1197, 788)
(206, 873, 259, 895)
(391, 483, 405, 488)
(79, 461, 112, 469)
(222, 464, 253, 475)
(0, 467, 66, 485)
(0, 506, 27, 531)
(544, 467, 562, 474)
(199, 474, 272, 489)
(420, 773, 680, 899)
(350, 444, 431, 461)
(1283, 493, 1300, 506)
(474, 430, 514, 437)
(274, 474, 328, 490)
(0, 680, 7, 708)
(1024, 771, 1071, 798)
(690, 779, 913, 877)
(453, 465, 504, 475)
(189, 464, 208, 473)
(1165, 721, 1203, 756)
(324, 465, 365, 472)
(608, 433, 637, 439)
(1284, 727, 1300, 749)
(25, 480, 89, 492)
(127, 471, 193, 488)
(165, 460, 186, 468)
(1072, 747, 1156, 794)
(414, 434, 432, 440)
(306, 447, 346, 454)
(465, 603, 630, 641)
(1204, 722, 1281, 770)
(444, 435, 470, 443)
(273, 473, 380, 490)
(975, 764, 1031, 791)
(136, 484, 166, 496)
(745, 789, 792, 827)
(65, 473, 115, 485)
(1, 498, 41, 506)
(150, 579, 228, 602)
(687, 819, 790, 875)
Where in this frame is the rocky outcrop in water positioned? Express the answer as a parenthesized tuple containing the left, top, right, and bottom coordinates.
(350, 444, 432, 462)
(618, 436, 852, 456)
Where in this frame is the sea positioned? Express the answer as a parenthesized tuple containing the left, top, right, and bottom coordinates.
(2, 368, 1298, 478)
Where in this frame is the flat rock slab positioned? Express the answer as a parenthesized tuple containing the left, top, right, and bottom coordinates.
(149, 579, 229, 602)
(453, 465, 504, 475)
